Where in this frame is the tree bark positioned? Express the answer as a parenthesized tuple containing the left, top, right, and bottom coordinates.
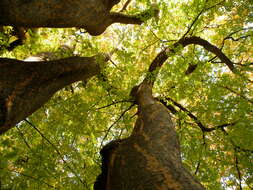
(94, 81, 206, 190)
(0, 0, 155, 35)
(0, 54, 108, 134)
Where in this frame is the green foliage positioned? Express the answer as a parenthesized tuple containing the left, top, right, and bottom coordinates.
(1, 0, 253, 189)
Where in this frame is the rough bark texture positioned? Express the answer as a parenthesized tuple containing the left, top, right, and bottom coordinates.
(95, 82, 206, 190)
(0, 0, 155, 35)
(0, 54, 108, 134)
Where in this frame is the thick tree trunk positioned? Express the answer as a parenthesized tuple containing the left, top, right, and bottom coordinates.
(0, 0, 155, 35)
(0, 54, 108, 134)
(95, 82, 206, 190)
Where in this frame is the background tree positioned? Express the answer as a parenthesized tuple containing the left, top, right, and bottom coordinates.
(0, 0, 252, 189)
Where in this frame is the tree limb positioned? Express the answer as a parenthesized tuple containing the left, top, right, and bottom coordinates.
(176, 36, 235, 72)
(143, 35, 236, 80)
(0, 54, 109, 134)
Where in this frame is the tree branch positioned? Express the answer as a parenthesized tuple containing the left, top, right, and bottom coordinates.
(177, 36, 235, 72)
(96, 100, 133, 110)
(15, 126, 32, 150)
(219, 85, 253, 104)
(119, 0, 132, 12)
(221, 27, 253, 49)
(221, 127, 253, 153)
(234, 149, 243, 190)
(182, 0, 225, 38)
(100, 104, 134, 147)
(142, 35, 236, 83)
(160, 97, 237, 132)
(0, 54, 109, 134)
(111, 6, 159, 25)
(0, 167, 58, 189)
(24, 119, 88, 188)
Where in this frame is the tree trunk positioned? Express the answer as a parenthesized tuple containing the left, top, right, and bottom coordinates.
(0, 54, 108, 134)
(0, 0, 155, 35)
(94, 82, 206, 190)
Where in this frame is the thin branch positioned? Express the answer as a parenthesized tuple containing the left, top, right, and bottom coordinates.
(182, 0, 225, 38)
(224, 35, 252, 42)
(24, 119, 88, 187)
(0, 167, 58, 189)
(234, 149, 243, 190)
(221, 128, 253, 153)
(219, 85, 253, 104)
(100, 104, 134, 147)
(194, 161, 201, 175)
(163, 97, 208, 132)
(182, 5, 206, 38)
(140, 39, 160, 52)
(160, 98, 253, 154)
(221, 27, 253, 49)
(16, 126, 32, 150)
(161, 97, 237, 132)
(119, 0, 132, 12)
(96, 100, 133, 110)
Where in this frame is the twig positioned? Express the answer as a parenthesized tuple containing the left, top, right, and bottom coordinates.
(140, 39, 160, 52)
(221, 127, 253, 153)
(0, 167, 58, 189)
(194, 161, 201, 175)
(219, 85, 253, 104)
(182, 0, 225, 38)
(234, 149, 243, 190)
(119, 0, 132, 12)
(220, 27, 253, 50)
(16, 126, 32, 150)
(100, 104, 134, 147)
(24, 119, 88, 187)
(96, 100, 133, 110)
(160, 97, 238, 132)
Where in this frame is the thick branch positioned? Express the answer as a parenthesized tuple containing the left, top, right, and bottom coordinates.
(144, 36, 236, 81)
(0, 54, 109, 134)
(177, 37, 235, 72)
(0, 0, 155, 36)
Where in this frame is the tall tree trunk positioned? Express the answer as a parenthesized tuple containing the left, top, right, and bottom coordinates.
(0, 54, 108, 134)
(94, 81, 206, 190)
(0, 0, 156, 35)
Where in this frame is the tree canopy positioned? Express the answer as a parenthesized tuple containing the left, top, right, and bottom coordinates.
(0, 0, 253, 189)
